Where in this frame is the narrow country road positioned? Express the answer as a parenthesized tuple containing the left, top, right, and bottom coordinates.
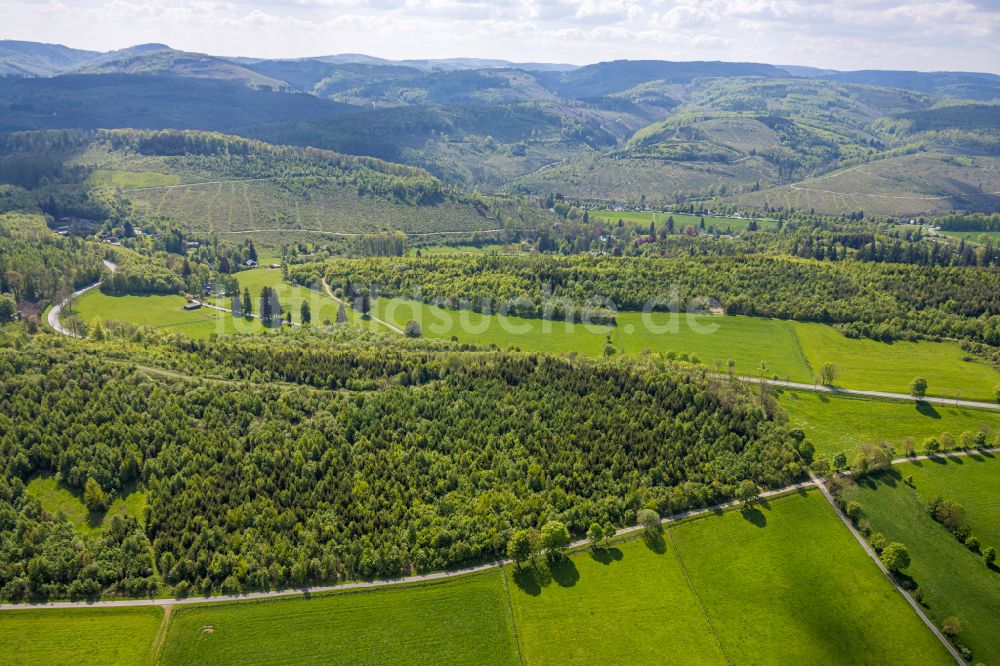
(740, 375, 1000, 411)
(46, 261, 117, 337)
(321, 278, 404, 334)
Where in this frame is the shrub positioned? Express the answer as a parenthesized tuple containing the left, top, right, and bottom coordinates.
(845, 500, 864, 524)
(404, 319, 422, 338)
(82, 478, 108, 513)
(870, 532, 887, 553)
(880, 542, 911, 573)
(965, 535, 980, 553)
(637, 509, 661, 535)
(941, 616, 962, 638)
(923, 437, 940, 454)
(984, 546, 996, 567)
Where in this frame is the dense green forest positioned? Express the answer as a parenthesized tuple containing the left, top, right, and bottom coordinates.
(293, 254, 1000, 344)
(0, 212, 102, 304)
(0, 328, 802, 599)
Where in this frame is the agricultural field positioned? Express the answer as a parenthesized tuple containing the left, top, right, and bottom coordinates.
(589, 209, 775, 233)
(0, 607, 163, 666)
(510, 489, 949, 664)
(371, 296, 1000, 397)
(793, 322, 1000, 402)
(1, 491, 948, 665)
(371, 298, 811, 377)
(779, 390, 1000, 460)
(847, 456, 1000, 664)
(160, 572, 518, 666)
(26, 474, 146, 536)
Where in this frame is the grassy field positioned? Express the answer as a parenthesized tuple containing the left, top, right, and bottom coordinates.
(405, 243, 519, 256)
(88, 169, 182, 189)
(780, 390, 1000, 460)
(509, 489, 950, 664)
(847, 457, 1000, 664)
(26, 474, 146, 536)
(794, 321, 1000, 402)
(160, 572, 518, 666)
(939, 230, 1000, 245)
(372, 298, 812, 377)
(0, 607, 163, 666)
(372, 297, 999, 396)
(903, 456, 1000, 546)
(73, 275, 1000, 399)
(71, 270, 389, 338)
(73, 291, 247, 338)
(589, 209, 775, 233)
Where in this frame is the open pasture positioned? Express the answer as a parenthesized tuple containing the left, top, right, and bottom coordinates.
(160, 572, 518, 666)
(0, 607, 163, 666)
(847, 457, 1000, 664)
(509, 489, 950, 665)
(779, 390, 1000, 460)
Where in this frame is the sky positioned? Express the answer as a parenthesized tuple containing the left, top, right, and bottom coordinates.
(3, 0, 999, 72)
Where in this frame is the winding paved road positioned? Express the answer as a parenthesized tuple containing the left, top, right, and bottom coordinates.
(46, 260, 116, 337)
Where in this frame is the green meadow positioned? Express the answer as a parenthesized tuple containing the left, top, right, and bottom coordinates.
(589, 210, 775, 233)
(88, 169, 182, 189)
(160, 572, 518, 666)
(74, 274, 1000, 399)
(938, 230, 1000, 245)
(793, 322, 999, 402)
(405, 243, 518, 256)
(780, 390, 1000, 460)
(509, 489, 948, 664)
(847, 457, 1000, 664)
(0, 607, 163, 666)
(26, 474, 147, 536)
(70, 269, 390, 339)
(371, 296, 1000, 398)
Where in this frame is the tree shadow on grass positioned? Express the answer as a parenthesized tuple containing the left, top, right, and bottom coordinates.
(740, 507, 767, 527)
(915, 401, 941, 419)
(549, 557, 580, 588)
(891, 570, 917, 591)
(642, 531, 666, 554)
(877, 469, 903, 488)
(589, 547, 623, 565)
(512, 566, 542, 596)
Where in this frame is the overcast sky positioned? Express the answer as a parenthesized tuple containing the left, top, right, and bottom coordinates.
(3, 0, 999, 72)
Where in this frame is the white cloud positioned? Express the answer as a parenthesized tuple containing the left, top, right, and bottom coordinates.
(0, 0, 996, 71)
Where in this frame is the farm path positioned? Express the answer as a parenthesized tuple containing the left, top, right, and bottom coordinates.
(321, 278, 404, 334)
(740, 375, 1000, 411)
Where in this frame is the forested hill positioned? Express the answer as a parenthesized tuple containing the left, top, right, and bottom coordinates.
(3, 42, 999, 210)
(0, 129, 555, 240)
